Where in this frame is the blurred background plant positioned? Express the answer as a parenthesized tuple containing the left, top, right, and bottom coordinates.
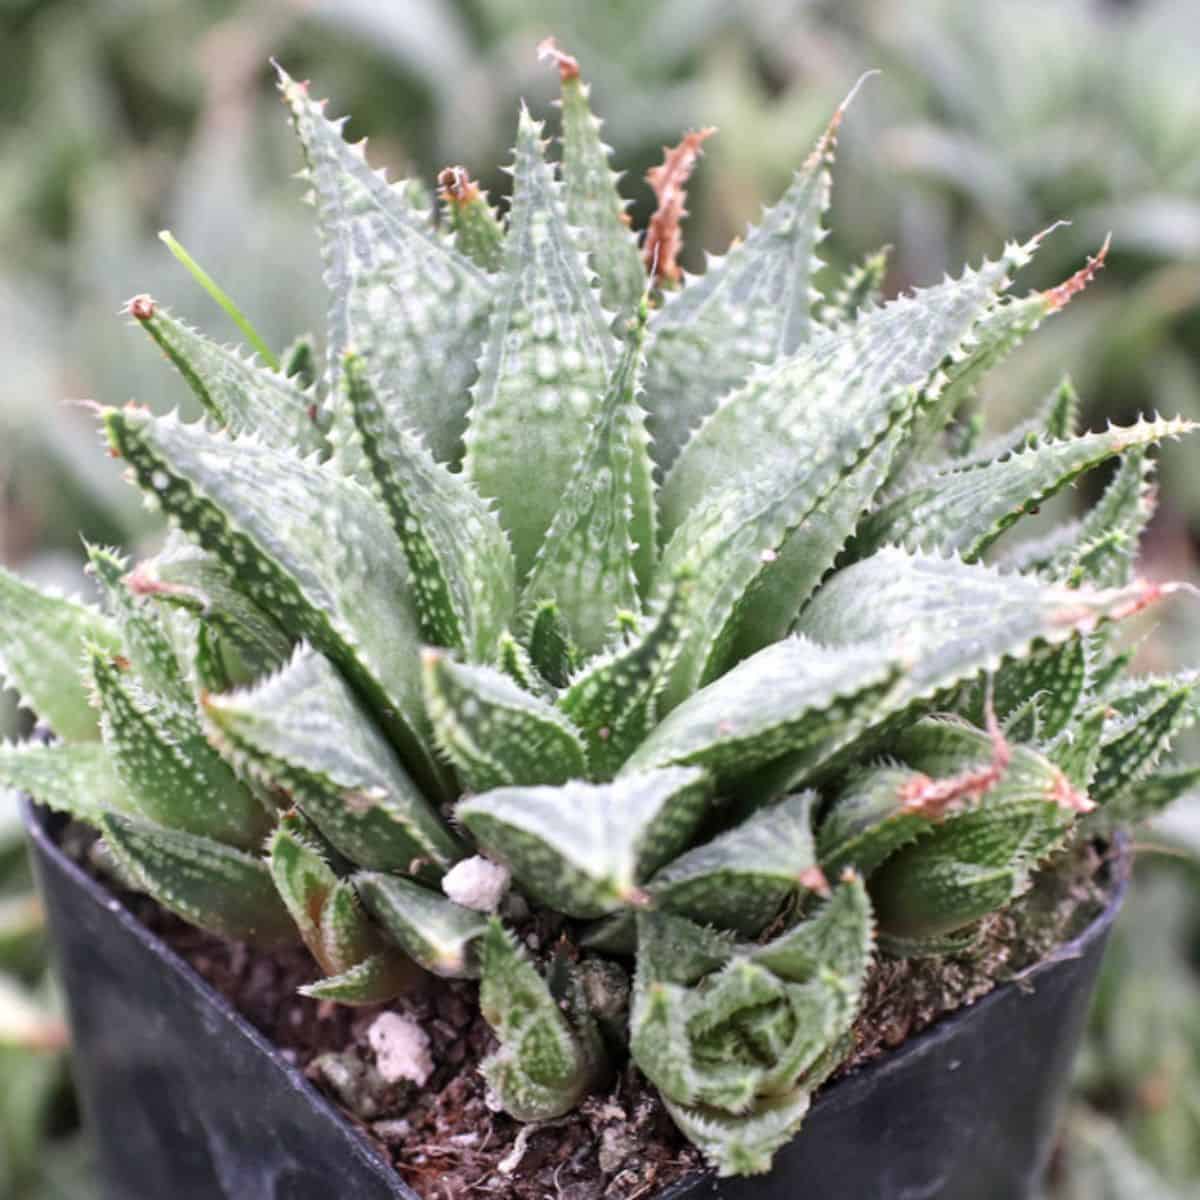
(1, 0, 1198, 1194)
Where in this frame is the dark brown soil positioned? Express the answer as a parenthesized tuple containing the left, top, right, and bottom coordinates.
(100, 832, 1114, 1200)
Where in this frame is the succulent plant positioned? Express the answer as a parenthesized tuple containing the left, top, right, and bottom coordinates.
(1, 47, 1198, 1179)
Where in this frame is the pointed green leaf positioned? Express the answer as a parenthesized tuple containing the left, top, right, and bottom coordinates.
(1040, 376, 1081, 442)
(438, 167, 505, 273)
(818, 245, 890, 328)
(1047, 704, 1107, 791)
(101, 813, 296, 947)
(527, 598, 577, 687)
(797, 549, 1164, 720)
(520, 301, 655, 652)
(86, 543, 190, 707)
(281, 332, 317, 390)
(856, 419, 1192, 563)
(279, 68, 491, 467)
(1091, 674, 1200, 807)
(643, 99, 848, 474)
(646, 792, 823, 936)
(90, 648, 268, 850)
(0, 741, 131, 826)
(897, 291, 1053, 472)
(202, 645, 460, 874)
(624, 637, 902, 786)
(299, 952, 413, 1006)
(750, 872, 873, 986)
(422, 650, 587, 791)
(130, 299, 325, 456)
(343, 352, 515, 659)
(0, 567, 118, 740)
(817, 765, 936, 879)
(462, 107, 618, 577)
(268, 815, 340, 970)
(128, 534, 293, 687)
(1099, 765, 1200, 827)
(103, 407, 448, 798)
(655, 243, 1033, 703)
(558, 573, 693, 778)
(478, 919, 601, 1121)
(318, 878, 381, 975)
(725, 412, 914, 664)
(663, 1090, 813, 1178)
(1021, 450, 1159, 589)
(356, 872, 487, 979)
(554, 54, 645, 316)
(458, 766, 711, 918)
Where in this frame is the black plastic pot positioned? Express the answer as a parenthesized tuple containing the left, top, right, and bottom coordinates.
(26, 800, 1127, 1200)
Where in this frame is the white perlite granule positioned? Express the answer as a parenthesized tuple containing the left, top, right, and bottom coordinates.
(367, 1013, 433, 1086)
(441, 855, 511, 912)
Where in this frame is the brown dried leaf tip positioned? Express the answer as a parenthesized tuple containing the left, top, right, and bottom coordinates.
(900, 707, 1012, 821)
(127, 294, 156, 321)
(644, 127, 717, 286)
(438, 166, 481, 208)
(1044, 233, 1111, 312)
(536, 36, 580, 81)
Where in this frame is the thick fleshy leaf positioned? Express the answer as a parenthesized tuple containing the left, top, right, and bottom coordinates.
(438, 167, 505, 273)
(642, 94, 850, 474)
(623, 637, 903, 786)
(1091, 674, 1200, 807)
(100, 813, 296, 947)
(90, 648, 268, 850)
(645, 792, 824, 936)
(129, 298, 325, 456)
(631, 877, 870, 1176)
(549, 44, 645, 317)
(355, 873, 487, 979)
(1099, 765, 1200, 827)
(865, 723, 1084, 940)
(1010, 450, 1158, 590)
(519, 300, 655, 651)
(0, 567, 118, 741)
(478, 919, 603, 1121)
(267, 816, 340, 970)
(457, 767, 711, 918)
(855, 419, 1192, 563)
(202, 645, 460, 875)
(527, 598, 577, 687)
(343, 352, 515, 659)
(86, 543, 190, 707)
(655, 242, 1033, 704)
(954, 634, 1090, 743)
(818, 245, 890, 328)
(103, 407, 448, 798)
(299, 952, 413, 1005)
(128, 534, 293, 687)
(278, 68, 491, 467)
(462, 108, 619, 577)
(797, 549, 1164, 720)
(0, 741, 131, 826)
(750, 872, 873, 986)
(896, 291, 1052, 473)
(422, 651, 587, 791)
(558, 573, 693, 778)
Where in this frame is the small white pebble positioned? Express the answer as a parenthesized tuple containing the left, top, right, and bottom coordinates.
(367, 1013, 433, 1086)
(441, 855, 511, 913)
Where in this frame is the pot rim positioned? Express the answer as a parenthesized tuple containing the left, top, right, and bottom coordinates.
(23, 800, 1130, 1197)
